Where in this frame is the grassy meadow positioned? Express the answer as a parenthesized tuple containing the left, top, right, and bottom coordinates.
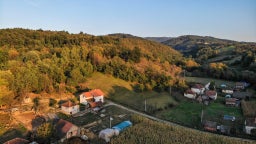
(84, 72, 178, 112)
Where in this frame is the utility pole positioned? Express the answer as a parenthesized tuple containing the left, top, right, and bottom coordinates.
(144, 99, 147, 112)
(201, 109, 204, 124)
(169, 86, 172, 96)
(109, 116, 113, 128)
(183, 70, 186, 78)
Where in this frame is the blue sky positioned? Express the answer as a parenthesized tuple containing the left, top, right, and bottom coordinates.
(0, 0, 255, 42)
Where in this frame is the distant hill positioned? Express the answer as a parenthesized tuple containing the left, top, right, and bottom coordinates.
(145, 37, 172, 43)
(161, 35, 237, 56)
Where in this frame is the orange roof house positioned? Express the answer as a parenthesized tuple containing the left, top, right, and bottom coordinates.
(80, 89, 104, 105)
(61, 100, 79, 115)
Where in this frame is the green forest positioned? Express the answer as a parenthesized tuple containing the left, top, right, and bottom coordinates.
(0, 28, 190, 107)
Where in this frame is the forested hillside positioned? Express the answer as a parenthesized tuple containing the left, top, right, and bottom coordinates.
(0, 28, 188, 106)
(160, 35, 256, 86)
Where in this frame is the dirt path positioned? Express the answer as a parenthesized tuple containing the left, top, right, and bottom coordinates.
(105, 100, 255, 143)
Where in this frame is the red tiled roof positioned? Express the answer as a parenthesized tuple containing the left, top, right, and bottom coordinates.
(4, 138, 29, 144)
(82, 89, 104, 99)
(61, 101, 76, 107)
(56, 119, 78, 138)
(84, 92, 93, 99)
(192, 84, 204, 89)
(205, 90, 216, 96)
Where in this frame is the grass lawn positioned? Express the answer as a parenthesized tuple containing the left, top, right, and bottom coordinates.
(156, 100, 243, 129)
(156, 101, 202, 128)
(84, 72, 178, 112)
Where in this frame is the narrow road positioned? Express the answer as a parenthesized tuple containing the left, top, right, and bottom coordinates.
(105, 100, 255, 143)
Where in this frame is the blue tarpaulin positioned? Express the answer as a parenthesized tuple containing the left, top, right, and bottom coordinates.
(223, 115, 235, 121)
(112, 120, 132, 132)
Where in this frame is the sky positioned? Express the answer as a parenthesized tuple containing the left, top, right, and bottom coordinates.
(0, 0, 256, 42)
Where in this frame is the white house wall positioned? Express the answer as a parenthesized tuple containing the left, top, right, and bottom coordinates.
(184, 93, 196, 99)
(94, 96, 104, 103)
(191, 88, 205, 94)
(245, 126, 256, 134)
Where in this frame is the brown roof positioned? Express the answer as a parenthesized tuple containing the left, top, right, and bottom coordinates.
(82, 89, 104, 99)
(89, 101, 103, 108)
(185, 89, 196, 94)
(61, 101, 76, 107)
(205, 90, 216, 96)
(192, 84, 204, 89)
(225, 98, 237, 103)
(4, 138, 29, 144)
(204, 120, 217, 132)
(56, 119, 78, 138)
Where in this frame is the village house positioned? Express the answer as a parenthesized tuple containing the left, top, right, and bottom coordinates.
(235, 82, 245, 90)
(233, 92, 252, 100)
(61, 101, 79, 115)
(244, 118, 256, 135)
(205, 90, 217, 100)
(191, 84, 205, 95)
(80, 89, 104, 105)
(4, 138, 29, 144)
(221, 88, 234, 94)
(184, 89, 196, 99)
(203, 120, 217, 132)
(217, 125, 231, 135)
(225, 98, 238, 107)
(55, 119, 80, 142)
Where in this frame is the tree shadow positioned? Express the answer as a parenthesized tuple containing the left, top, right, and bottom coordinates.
(31, 115, 46, 131)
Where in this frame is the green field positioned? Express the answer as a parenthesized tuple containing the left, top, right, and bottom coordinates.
(85, 72, 178, 112)
(156, 100, 243, 128)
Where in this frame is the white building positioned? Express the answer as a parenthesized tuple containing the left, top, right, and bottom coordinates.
(245, 118, 256, 135)
(191, 84, 205, 95)
(61, 101, 79, 115)
(184, 89, 196, 99)
(205, 90, 217, 100)
(80, 89, 104, 105)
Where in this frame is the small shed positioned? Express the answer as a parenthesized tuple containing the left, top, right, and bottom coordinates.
(245, 118, 256, 135)
(203, 120, 217, 132)
(225, 98, 237, 106)
(98, 128, 119, 142)
(217, 125, 231, 135)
